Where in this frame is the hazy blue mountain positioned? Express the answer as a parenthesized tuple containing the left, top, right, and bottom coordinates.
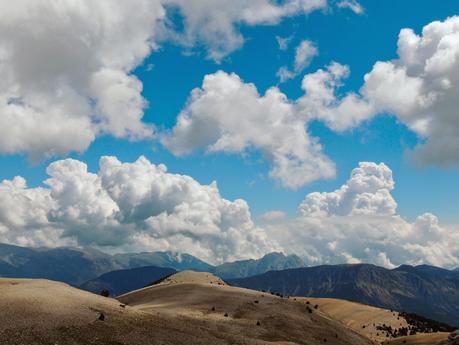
(212, 252, 305, 279)
(80, 266, 176, 296)
(0, 243, 211, 285)
(229, 264, 459, 326)
(113, 251, 213, 272)
(0, 243, 308, 285)
(0, 243, 119, 285)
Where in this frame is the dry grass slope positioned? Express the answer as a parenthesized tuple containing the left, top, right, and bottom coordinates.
(301, 297, 449, 345)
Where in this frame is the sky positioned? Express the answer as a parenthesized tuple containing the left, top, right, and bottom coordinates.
(0, 0, 458, 268)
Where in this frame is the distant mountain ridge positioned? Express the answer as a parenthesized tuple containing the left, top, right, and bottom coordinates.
(229, 263, 459, 326)
(0, 243, 304, 285)
(80, 266, 176, 296)
(212, 252, 305, 279)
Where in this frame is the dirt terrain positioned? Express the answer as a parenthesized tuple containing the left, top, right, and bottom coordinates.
(0, 275, 373, 345)
(301, 297, 449, 345)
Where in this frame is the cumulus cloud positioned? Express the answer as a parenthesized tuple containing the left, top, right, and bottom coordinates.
(164, 64, 375, 188)
(0, 0, 168, 160)
(277, 40, 319, 82)
(360, 16, 459, 166)
(162, 70, 337, 189)
(299, 162, 397, 217)
(297, 62, 375, 132)
(0, 176, 66, 247)
(0, 156, 278, 264)
(266, 162, 459, 269)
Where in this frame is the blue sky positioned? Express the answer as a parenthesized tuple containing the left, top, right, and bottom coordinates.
(2, 0, 458, 222)
(1, 0, 459, 266)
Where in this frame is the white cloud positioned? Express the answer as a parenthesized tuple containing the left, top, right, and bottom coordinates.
(361, 16, 459, 166)
(277, 40, 319, 82)
(276, 35, 294, 51)
(297, 62, 375, 132)
(0, 0, 162, 160)
(299, 162, 397, 217)
(336, 0, 364, 15)
(266, 162, 459, 269)
(0, 176, 66, 248)
(162, 70, 337, 189)
(260, 210, 287, 222)
(164, 64, 376, 188)
(0, 156, 278, 264)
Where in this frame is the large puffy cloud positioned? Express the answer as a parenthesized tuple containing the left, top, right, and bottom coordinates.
(0, 156, 278, 264)
(266, 162, 459, 269)
(0, 0, 162, 160)
(163, 64, 374, 188)
(361, 16, 459, 165)
(0, 176, 67, 247)
(162, 70, 337, 189)
(299, 162, 397, 217)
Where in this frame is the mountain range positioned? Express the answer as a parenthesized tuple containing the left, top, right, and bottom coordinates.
(2, 242, 459, 327)
(0, 243, 304, 285)
(229, 263, 459, 327)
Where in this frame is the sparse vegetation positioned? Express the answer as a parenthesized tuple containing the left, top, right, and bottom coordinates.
(100, 289, 110, 297)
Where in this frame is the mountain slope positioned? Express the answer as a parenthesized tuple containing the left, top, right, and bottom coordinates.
(80, 266, 176, 296)
(300, 297, 450, 344)
(229, 264, 459, 326)
(212, 252, 304, 279)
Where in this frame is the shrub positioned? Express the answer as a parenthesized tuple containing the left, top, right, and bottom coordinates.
(100, 289, 110, 297)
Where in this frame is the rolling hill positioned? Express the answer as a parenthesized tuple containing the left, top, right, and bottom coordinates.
(229, 263, 459, 326)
